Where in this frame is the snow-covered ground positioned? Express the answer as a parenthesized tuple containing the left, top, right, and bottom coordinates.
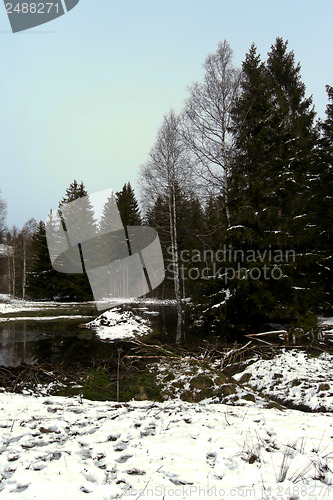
(1, 393, 333, 499)
(2, 296, 333, 498)
(0, 315, 93, 323)
(0, 295, 95, 316)
(320, 317, 333, 341)
(84, 308, 152, 341)
(232, 349, 333, 412)
(1, 349, 333, 498)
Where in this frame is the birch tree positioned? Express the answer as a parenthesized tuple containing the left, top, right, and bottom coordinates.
(140, 110, 190, 343)
(6, 227, 17, 296)
(0, 191, 7, 293)
(0, 189, 6, 242)
(21, 218, 37, 299)
(181, 40, 241, 225)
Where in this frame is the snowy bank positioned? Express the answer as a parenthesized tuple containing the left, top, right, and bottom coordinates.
(0, 295, 94, 316)
(84, 308, 151, 341)
(232, 348, 333, 412)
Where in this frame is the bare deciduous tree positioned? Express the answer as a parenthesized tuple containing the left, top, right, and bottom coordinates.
(181, 40, 241, 224)
(21, 218, 37, 299)
(140, 110, 190, 343)
(0, 190, 7, 242)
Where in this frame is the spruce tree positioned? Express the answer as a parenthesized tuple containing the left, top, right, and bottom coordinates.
(59, 179, 97, 242)
(115, 183, 142, 226)
(100, 192, 123, 232)
(265, 38, 321, 320)
(26, 221, 58, 299)
(56, 180, 96, 301)
(59, 180, 88, 204)
(227, 39, 321, 323)
(230, 43, 274, 225)
(266, 38, 318, 242)
(315, 85, 333, 308)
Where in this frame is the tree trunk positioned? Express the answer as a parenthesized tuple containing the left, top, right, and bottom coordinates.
(169, 180, 183, 344)
(22, 234, 26, 299)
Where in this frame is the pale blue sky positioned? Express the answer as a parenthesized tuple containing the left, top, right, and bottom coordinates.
(1, 0, 332, 228)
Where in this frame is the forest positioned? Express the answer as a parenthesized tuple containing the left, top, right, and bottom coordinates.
(1, 37, 332, 334)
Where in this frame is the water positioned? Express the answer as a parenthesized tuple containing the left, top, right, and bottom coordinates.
(0, 302, 199, 367)
(0, 301, 293, 368)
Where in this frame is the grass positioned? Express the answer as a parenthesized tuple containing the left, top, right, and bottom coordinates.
(51, 363, 164, 402)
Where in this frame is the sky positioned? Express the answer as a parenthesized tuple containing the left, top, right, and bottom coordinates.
(0, 0, 332, 228)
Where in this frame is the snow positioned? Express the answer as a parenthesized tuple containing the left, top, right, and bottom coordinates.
(232, 349, 333, 412)
(0, 296, 176, 316)
(246, 330, 287, 337)
(226, 225, 245, 231)
(0, 297, 95, 316)
(0, 393, 333, 499)
(84, 308, 151, 341)
(319, 317, 333, 339)
(2, 298, 333, 498)
(319, 317, 333, 327)
(0, 245, 12, 257)
(0, 315, 92, 323)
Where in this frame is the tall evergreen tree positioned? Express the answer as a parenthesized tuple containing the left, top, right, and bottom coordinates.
(28, 180, 96, 301)
(227, 38, 321, 323)
(315, 85, 333, 307)
(59, 179, 97, 243)
(57, 179, 96, 300)
(59, 180, 88, 204)
(266, 38, 318, 243)
(99, 192, 123, 233)
(229, 43, 274, 223)
(115, 183, 142, 226)
(26, 221, 58, 299)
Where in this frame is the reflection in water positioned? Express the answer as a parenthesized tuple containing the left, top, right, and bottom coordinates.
(0, 320, 98, 367)
(0, 305, 179, 367)
(0, 321, 37, 367)
(0, 304, 244, 367)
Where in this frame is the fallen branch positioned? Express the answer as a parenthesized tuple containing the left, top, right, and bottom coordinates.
(220, 341, 256, 368)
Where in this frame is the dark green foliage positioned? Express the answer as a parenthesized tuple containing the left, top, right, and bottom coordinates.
(25, 221, 58, 299)
(187, 38, 327, 329)
(27, 180, 95, 301)
(58, 180, 96, 300)
(115, 182, 142, 226)
(222, 38, 322, 323)
(314, 85, 333, 307)
(59, 179, 88, 205)
(20, 40, 333, 329)
(146, 186, 206, 299)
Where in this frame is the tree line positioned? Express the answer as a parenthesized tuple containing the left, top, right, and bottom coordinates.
(139, 37, 333, 330)
(0, 36, 332, 332)
(0, 181, 141, 301)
